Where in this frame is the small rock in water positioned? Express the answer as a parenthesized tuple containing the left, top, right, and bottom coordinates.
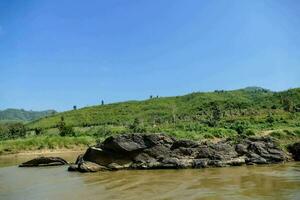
(19, 156, 68, 167)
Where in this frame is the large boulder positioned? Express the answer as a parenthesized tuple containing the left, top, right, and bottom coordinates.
(287, 142, 300, 161)
(235, 137, 289, 164)
(19, 156, 68, 167)
(69, 133, 289, 172)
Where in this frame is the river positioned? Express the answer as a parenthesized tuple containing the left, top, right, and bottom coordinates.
(0, 152, 300, 200)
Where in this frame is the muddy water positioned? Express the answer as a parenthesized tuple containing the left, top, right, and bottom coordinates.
(0, 153, 300, 200)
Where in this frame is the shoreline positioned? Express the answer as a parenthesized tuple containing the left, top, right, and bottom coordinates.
(0, 148, 85, 157)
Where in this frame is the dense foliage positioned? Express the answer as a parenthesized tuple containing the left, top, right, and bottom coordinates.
(0, 123, 26, 140)
(27, 87, 300, 137)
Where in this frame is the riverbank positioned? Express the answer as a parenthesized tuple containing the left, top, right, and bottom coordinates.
(0, 136, 95, 155)
(1, 130, 299, 156)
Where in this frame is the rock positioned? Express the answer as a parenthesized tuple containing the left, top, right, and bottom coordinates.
(68, 164, 78, 171)
(78, 161, 108, 172)
(107, 163, 127, 170)
(19, 156, 68, 167)
(193, 159, 209, 168)
(246, 153, 267, 164)
(171, 140, 199, 149)
(100, 133, 175, 153)
(68, 133, 289, 172)
(235, 143, 248, 155)
(287, 142, 300, 161)
(83, 147, 115, 166)
(75, 154, 84, 164)
(101, 134, 148, 153)
(224, 157, 246, 166)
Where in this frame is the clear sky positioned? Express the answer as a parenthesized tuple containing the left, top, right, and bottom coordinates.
(0, 0, 299, 111)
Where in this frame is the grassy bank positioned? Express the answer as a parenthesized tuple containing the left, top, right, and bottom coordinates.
(1, 127, 299, 155)
(0, 136, 95, 155)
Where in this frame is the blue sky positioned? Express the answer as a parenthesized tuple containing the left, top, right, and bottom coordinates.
(0, 0, 300, 111)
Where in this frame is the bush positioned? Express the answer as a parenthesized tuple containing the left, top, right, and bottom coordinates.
(34, 127, 44, 135)
(0, 124, 9, 140)
(57, 121, 75, 137)
(266, 113, 275, 124)
(230, 121, 250, 135)
(243, 129, 255, 136)
(129, 118, 146, 133)
(0, 123, 26, 140)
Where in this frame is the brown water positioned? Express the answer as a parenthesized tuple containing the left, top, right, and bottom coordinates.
(0, 153, 300, 200)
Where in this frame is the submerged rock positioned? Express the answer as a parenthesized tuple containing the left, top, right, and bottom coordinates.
(70, 133, 289, 172)
(19, 156, 68, 167)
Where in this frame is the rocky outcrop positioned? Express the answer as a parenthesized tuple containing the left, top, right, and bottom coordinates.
(288, 142, 300, 161)
(19, 156, 68, 167)
(69, 133, 289, 172)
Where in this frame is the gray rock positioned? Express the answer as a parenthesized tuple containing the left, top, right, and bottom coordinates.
(193, 159, 209, 168)
(101, 134, 148, 153)
(68, 133, 289, 172)
(19, 156, 68, 167)
(78, 161, 108, 172)
(68, 164, 78, 171)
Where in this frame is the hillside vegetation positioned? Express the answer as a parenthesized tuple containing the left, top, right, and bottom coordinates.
(1, 87, 300, 154)
(28, 87, 300, 137)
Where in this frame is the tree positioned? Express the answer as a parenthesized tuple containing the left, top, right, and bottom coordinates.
(34, 127, 44, 135)
(73, 105, 77, 110)
(129, 118, 146, 133)
(101, 100, 104, 105)
(8, 123, 26, 139)
(282, 98, 293, 112)
(207, 103, 222, 127)
(230, 121, 249, 135)
(57, 117, 75, 137)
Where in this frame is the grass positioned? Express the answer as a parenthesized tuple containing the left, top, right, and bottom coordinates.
(0, 136, 95, 155)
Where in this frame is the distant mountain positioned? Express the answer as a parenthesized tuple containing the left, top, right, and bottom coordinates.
(0, 109, 57, 123)
(241, 86, 271, 93)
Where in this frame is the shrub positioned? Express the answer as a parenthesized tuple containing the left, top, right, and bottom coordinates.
(206, 103, 222, 127)
(0, 124, 9, 140)
(243, 129, 255, 136)
(271, 105, 277, 109)
(230, 121, 250, 135)
(8, 123, 26, 139)
(1, 123, 27, 140)
(34, 127, 44, 135)
(57, 120, 75, 137)
(129, 118, 146, 133)
(293, 129, 300, 136)
(266, 113, 275, 124)
(270, 131, 284, 139)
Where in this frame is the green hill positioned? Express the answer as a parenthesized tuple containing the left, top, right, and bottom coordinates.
(26, 87, 300, 139)
(0, 109, 57, 123)
(1, 87, 300, 154)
